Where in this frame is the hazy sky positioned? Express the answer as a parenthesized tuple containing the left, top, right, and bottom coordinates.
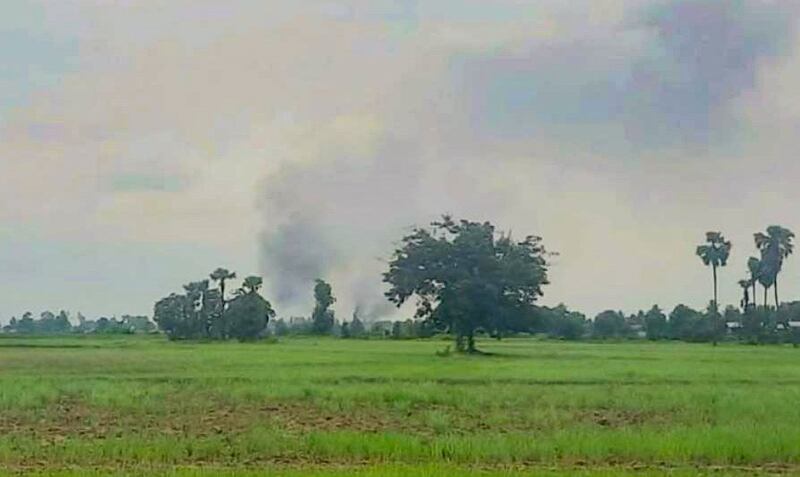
(2, 0, 800, 320)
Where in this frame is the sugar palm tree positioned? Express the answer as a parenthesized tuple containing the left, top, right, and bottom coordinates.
(747, 257, 761, 306)
(696, 231, 732, 313)
(738, 279, 751, 310)
(757, 264, 774, 308)
(754, 226, 795, 308)
(210, 268, 237, 305)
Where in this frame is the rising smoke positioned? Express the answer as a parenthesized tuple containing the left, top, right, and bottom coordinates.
(256, 0, 800, 321)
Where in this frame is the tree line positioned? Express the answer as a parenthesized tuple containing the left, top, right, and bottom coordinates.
(4, 217, 799, 351)
(2, 311, 154, 335)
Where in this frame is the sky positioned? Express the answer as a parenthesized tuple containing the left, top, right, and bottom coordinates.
(2, 0, 800, 320)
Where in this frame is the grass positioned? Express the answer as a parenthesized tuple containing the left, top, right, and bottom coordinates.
(0, 335, 799, 475)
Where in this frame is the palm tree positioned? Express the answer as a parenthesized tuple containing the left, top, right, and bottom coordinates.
(738, 279, 751, 310)
(747, 257, 761, 306)
(210, 268, 237, 306)
(757, 264, 774, 308)
(240, 276, 263, 295)
(754, 226, 795, 308)
(696, 231, 732, 313)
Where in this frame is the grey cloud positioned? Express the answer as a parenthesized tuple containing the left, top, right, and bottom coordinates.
(456, 0, 798, 148)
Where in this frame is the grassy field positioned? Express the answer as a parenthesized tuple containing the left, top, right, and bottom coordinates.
(0, 336, 799, 476)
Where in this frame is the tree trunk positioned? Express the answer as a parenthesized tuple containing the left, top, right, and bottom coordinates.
(467, 331, 476, 354)
(455, 333, 465, 353)
(764, 286, 769, 309)
(752, 282, 757, 308)
(712, 265, 718, 312)
(774, 275, 780, 309)
(220, 280, 227, 339)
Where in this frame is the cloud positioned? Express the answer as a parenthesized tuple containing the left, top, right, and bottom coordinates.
(457, 0, 799, 148)
(2, 0, 800, 320)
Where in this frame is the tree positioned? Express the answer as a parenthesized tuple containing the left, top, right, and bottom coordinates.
(738, 279, 751, 310)
(644, 305, 668, 340)
(391, 321, 403, 339)
(384, 216, 550, 353)
(350, 311, 366, 338)
(547, 305, 587, 340)
(747, 257, 761, 306)
(668, 304, 702, 341)
(225, 280, 275, 341)
(184, 280, 212, 338)
(755, 226, 795, 308)
(240, 276, 264, 295)
(704, 300, 724, 346)
(340, 321, 351, 338)
(311, 279, 336, 335)
(154, 293, 193, 340)
(210, 268, 237, 303)
(695, 232, 732, 313)
(757, 261, 775, 309)
(592, 310, 629, 339)
(210, 268, 236, 337)
(273, 318, 290, 336)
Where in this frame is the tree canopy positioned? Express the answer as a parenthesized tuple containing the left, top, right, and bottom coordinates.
(383, 216, 550, 353)
(311, 279, 336, 335)
(154, 271, 274, 341)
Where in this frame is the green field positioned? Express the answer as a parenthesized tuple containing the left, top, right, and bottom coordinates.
(1, 336, 800, 476)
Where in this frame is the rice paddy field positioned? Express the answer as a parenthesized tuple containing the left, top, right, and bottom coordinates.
(1, 336, 800, 476)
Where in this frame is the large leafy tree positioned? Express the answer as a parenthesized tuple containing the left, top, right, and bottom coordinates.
(226, 276, 275, 341)
(153, 293, 194, 340)
(754, 226, 795, 308)
(695, 232, 732, 313)
(383, 216, 550, 353)
(311, 279, 336, 335)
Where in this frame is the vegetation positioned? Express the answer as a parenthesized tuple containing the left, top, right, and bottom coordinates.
(383, 216, 550, 353)
(0, 336, 799, 475)
(5, 220, 799, 350)
(153, 271, 274, 341)
(4, 216, 800, 475)
(2, 311, 154, 335)
(311, 279, 336, 335)
(754, 226, 795, 308)
(695, 231, 731, 312)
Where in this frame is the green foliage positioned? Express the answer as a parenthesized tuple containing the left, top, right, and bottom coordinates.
(535, 304, 587, 340)
(696, 231, 732, 312)
(754, 225, 795, 307)
(2, 311, 154, 336)
(644, 305, 668, 340)
(241, 276, 264, 294)
(273, 318, 290, 336)
(384, 216, 550, 352)
(592, 310, 629, 339)
(225, 289, 276, 341)
(312, 279, 336, 335)
(154, 272, 274, 341)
